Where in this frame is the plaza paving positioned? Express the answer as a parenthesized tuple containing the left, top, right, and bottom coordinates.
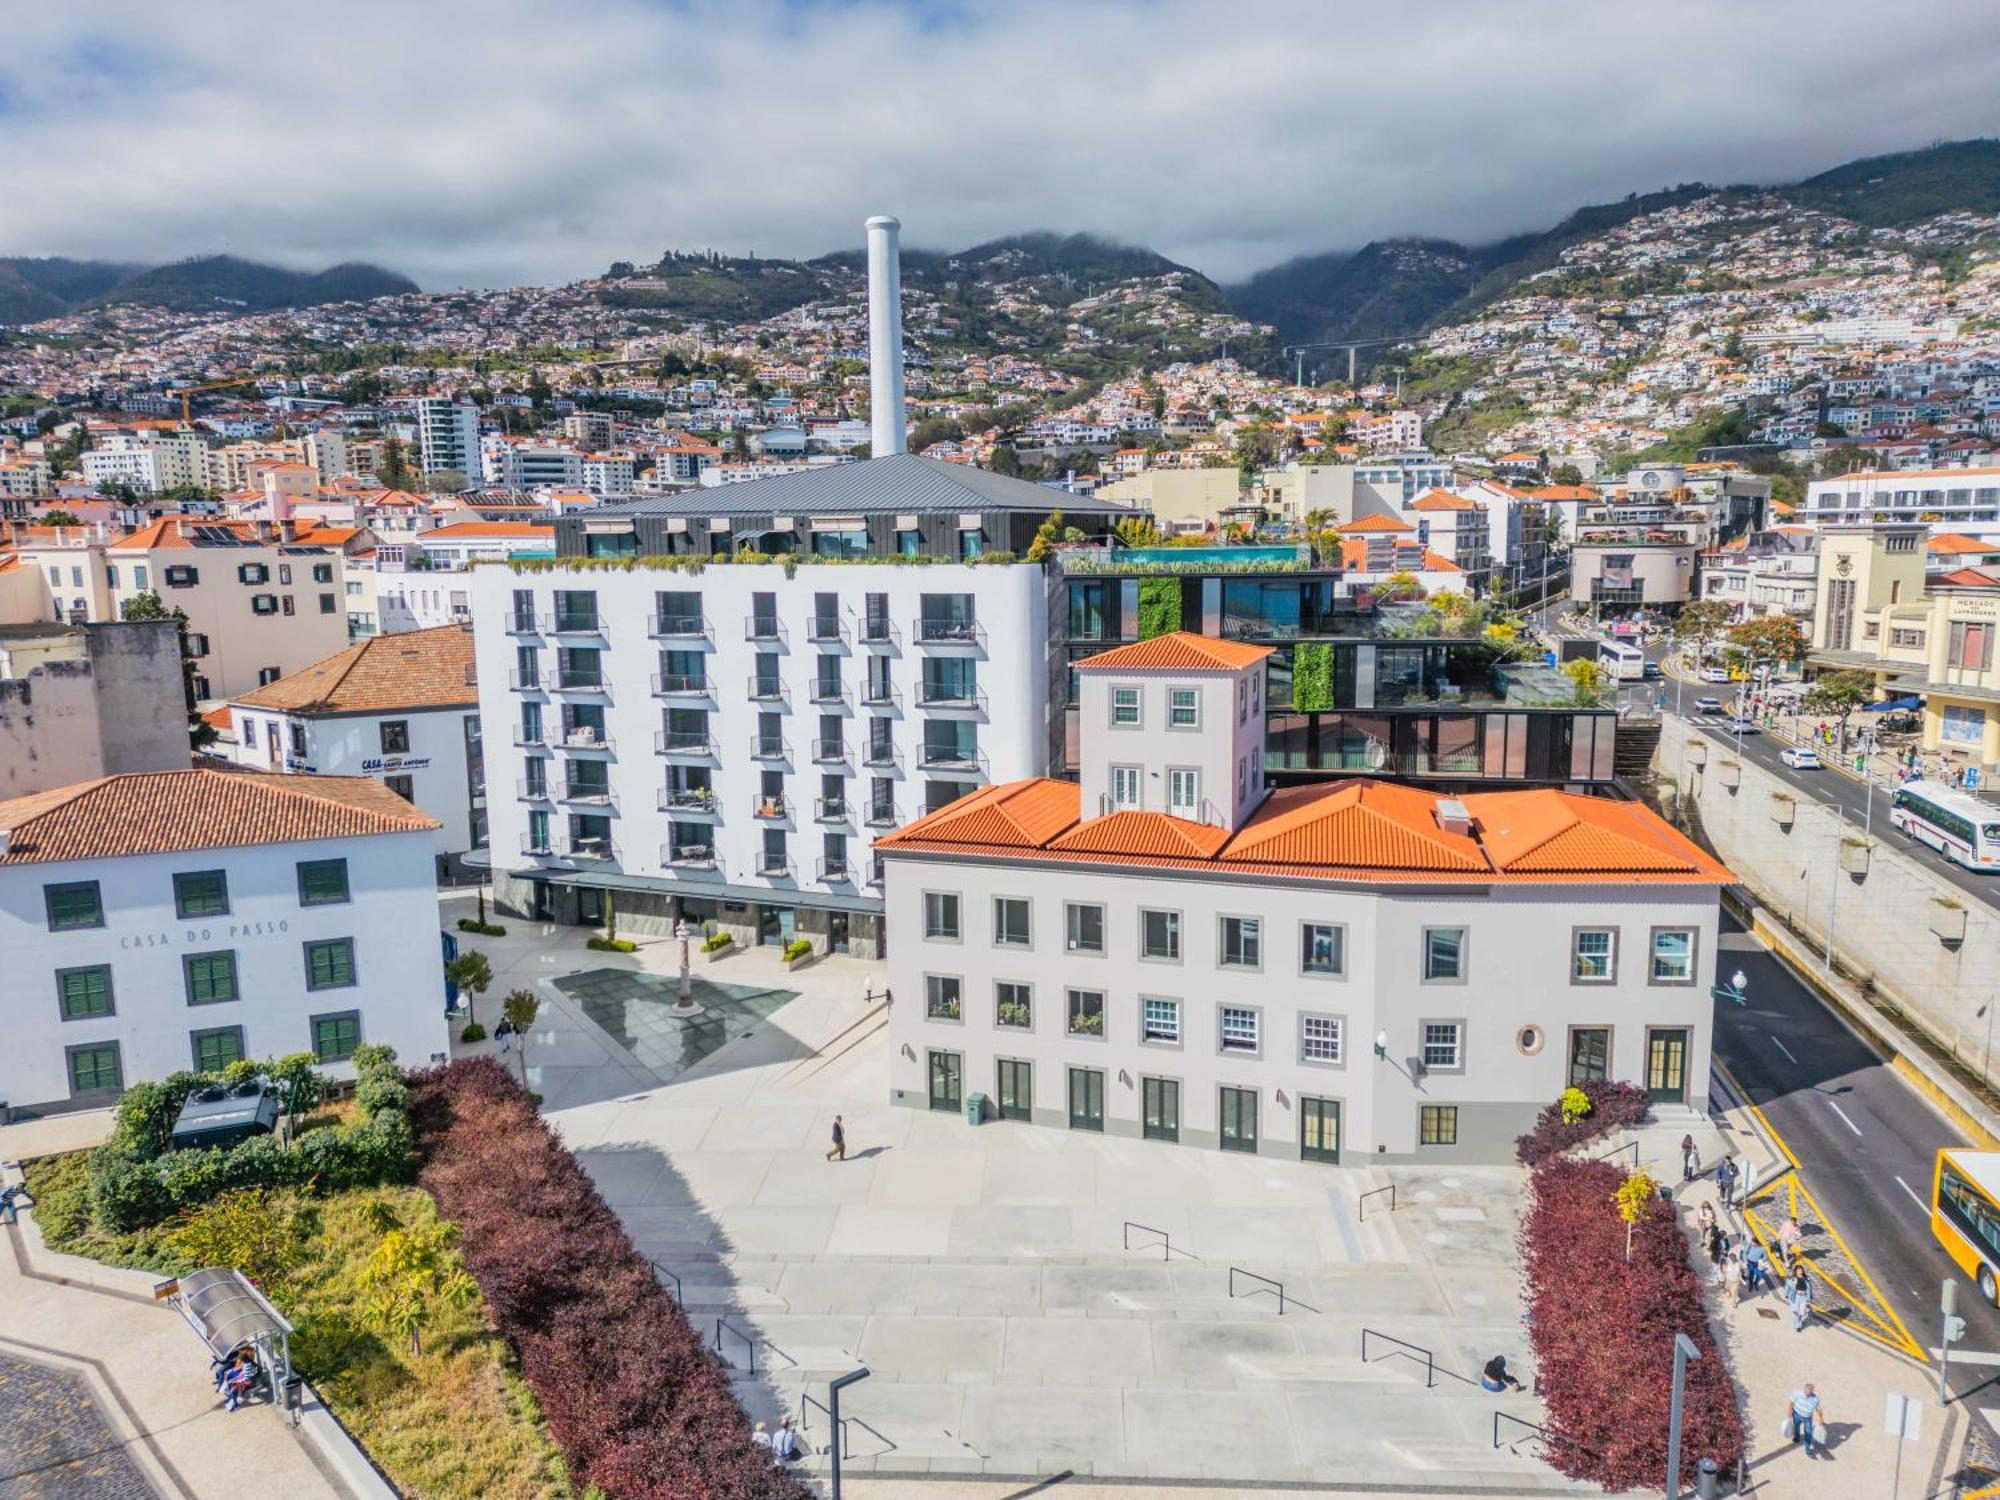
(500, 905, 1586, 1492)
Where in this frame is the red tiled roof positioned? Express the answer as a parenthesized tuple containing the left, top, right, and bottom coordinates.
(1928, 534, 1994, 555)
(1337, 514, 1415, 533)
(231, 623, 476, 714)
(1408, 489, 1481, 513)
(1934, 567, 2000, 589)
(1075, 633, 1273, 672)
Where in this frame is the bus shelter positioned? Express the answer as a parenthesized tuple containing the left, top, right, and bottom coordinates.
(157, 1266, 299, 1424)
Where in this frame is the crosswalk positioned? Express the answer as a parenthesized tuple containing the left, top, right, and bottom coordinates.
(1687, 715, 1757, 730)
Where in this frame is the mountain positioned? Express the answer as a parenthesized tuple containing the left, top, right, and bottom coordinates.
(84, 256, 417, 313)
(1783, 138, 2000, 226)
(0, 257, 131, 324)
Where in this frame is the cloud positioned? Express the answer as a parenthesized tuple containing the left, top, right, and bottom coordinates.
(0, 0, 1995, 290)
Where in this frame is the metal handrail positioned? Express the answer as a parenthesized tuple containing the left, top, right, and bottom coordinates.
(649, 613, 711, 639)
(809, 680, 849, 705)
(655, 732, 716, 756)
(812, 738, 849, 763)
(653, 672, 709, 695)
(861, 683, 902, 708)
(1360, 1327, 1434, 1387)
(753, 795, 790, 819)
(714, 1316, 757, 1374)
(662, 842, 716, 867)
(648, 1258, 683, 1303)
(1123, 1221, 1172, 1262)
(799, 1391, 850, 1459)
(747, 676, 789, 704)
(1594, 1138, 1640, 1166)
(865, 801, 898, 826)
(860, 616, 899, 645)
(1230, 1266, 1287, 1314)
(815, 796, 849, 822)
(913, 618, 984, 647)
(1358, 1184, 1397, 1221)
(749, 736, 791, 760)
(744, 616, 786, 643)
(807, 617, 846, 643)
(917, 685, 988, 711)
(817, 858, 852, 883)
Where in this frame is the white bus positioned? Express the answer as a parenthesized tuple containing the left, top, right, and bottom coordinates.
(1891, 781, 2000, 870)
(1598, 640, 1647, 682)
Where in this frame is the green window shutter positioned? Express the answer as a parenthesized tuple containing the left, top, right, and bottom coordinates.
(186, 952, 238, 1004)
(59, 967, 112, 1019)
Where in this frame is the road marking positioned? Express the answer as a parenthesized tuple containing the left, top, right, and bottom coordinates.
(1894, 1174, 1929, 1216)
(1770, 1035, 1800, 1065)
(1827, 1100, 1865, 1137)
(1929, 1349, 2000, 1366)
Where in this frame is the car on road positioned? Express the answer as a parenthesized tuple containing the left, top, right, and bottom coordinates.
(1780, 746, 1822, 769)
(1723, 716, 1761, 735)
(1695, 696, 1725, 714)
(1700, 666, 1732, 683)
(1643, 661, 1662, 679)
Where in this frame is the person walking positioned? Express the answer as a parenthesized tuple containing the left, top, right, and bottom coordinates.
(1777, 1215, 1803, 1272)
(1744, 1240, 1770, 1294)
(1716, 1155, 1740, 1211)
(1680, 1133, 1700, 1183)
(1697, 1199, 1717, 1238)
(825, 1114, 846, 1162)
(770, 1414, 802, 1463)
(1481, 1354, 1524, 1393)
(1788, 1384, 1825, 1459)
(1788, 1267, 1814, 1332)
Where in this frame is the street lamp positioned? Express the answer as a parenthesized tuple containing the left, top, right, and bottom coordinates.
(1711, 969, 1749, 1006)
(828, 1366, 870, 1500)
(1665, 1330, 1702, 1500)
(1373, 1029, 1389, 1060)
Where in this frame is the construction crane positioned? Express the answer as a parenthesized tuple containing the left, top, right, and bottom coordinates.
(175, 377, 263, 426)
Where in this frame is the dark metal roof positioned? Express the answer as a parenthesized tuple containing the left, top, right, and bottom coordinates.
(591, 453, 1135, 521)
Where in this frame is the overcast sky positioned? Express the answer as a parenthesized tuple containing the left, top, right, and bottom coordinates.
(3, 1, 1995, 291)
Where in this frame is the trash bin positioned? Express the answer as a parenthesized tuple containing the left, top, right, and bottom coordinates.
(1694, 1456, 1719, 1499)
(282, 1374, 304, 1412)
(965, 1092, 989, 1126)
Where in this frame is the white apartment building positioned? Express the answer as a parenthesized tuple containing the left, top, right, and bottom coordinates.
(415, 398, 482, 486)
(367, 522, 555, 635)
(0, 768, 449, 1114)
(226, 624, 483, 877)
(79, 429, 217, 495)
(580, 452, 636, 497)
(878, 633, 1729, 1162)
(486, 443, 585, 491)
(1800, 467, 2000, 534)
(562, 412, 614, 450)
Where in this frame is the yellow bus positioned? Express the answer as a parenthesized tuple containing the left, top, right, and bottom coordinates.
(1934, 1148, 2000, 1303)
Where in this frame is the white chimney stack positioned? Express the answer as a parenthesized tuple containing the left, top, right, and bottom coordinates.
(865, 214, 907, 457)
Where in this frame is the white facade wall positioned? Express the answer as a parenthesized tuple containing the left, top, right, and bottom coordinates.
(1802, 470, 2000, 530)
(469, 561, 1049, 934)
(0, 830, 450, 1111)
(883, 855, 1717, 1162)
(1079, 665, 1263, 827)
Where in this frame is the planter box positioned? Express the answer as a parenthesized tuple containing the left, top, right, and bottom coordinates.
(1685, 740, 1708, 767)
(1930, 898, 1967, 944)
(1769, 791, 1795, 827)
(1838, 837, 1871, 877)
(785, 951, 817, 973)
(702, 942, 736, 965)
(1716, 759, 1740, 789)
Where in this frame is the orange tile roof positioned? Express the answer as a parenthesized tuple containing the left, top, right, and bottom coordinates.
(1928, 534, 1994, 555)
(1337, 514, 1415, 534)
(877, 777, 1732, 887)
(421, 521, 555, 539)
(1408, 489, 1481, 512)
(0, 768, 437, 866)
(1934, 567, 2000, 589)
(1075, 633, 1273, 673)
(1529, 485, 1598, 501)
(231, 623, 476, 714)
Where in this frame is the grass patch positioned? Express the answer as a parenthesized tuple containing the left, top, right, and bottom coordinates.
(23, 1156, 574, 1499)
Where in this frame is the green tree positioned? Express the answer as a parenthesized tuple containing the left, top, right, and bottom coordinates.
(119, 592, 218, 749)
(987, 445, 1022, 478)
(1721, 331, 1745, 361)
(168, 1188, 315, 1289)
(445, 950, 494, 1035)
(1141, 373, 1165, 421)
(1113, 515, 1162, 548)
(1725, 615, 1807, 679)
(1563, 657, 1605, 706)
(40, 509, 82, 527)
(1672, 599, 1736, 653)
(358, 1210, 479, 1357)
(267, 1052, 325, 1141)
(501, 990, 541, 1088)
(525, 370, 552, 410)
(1549, 463, 1585, 486)
(1025, 509, 1067, 563)
(1803, 668, 1877, 754)
(377, 436, 415, 491)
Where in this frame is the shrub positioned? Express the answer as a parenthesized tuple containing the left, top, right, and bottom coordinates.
(1515, 1079, 1651, 1165)
(585, 936, 637, 953)
(1136, 576, 1182, 638)
(1520, 1157, 1743, 1488)
(409, 1059, 810, 1500)
(782, 937, 813, 962)
(1559, 1087, 1592, 1124)
(701, 931, 732, 953)
(1292, 641, 1334, 710)
(461, 1022, 490, 1043)
(457, 918, 508, 936)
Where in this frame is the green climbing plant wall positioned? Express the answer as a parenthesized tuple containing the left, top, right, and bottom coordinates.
(1136, 577, 1182, 639)
(1292, 642, 1334, 711)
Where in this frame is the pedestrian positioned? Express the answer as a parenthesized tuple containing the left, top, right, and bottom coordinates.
(1715, 1155, 1739, 1211)
(1706, 1223, 1727, 1279)
(1697, 1200, 1717, 1237)
(222, 1356, 257, 1412)
(751, 1420, 773, 1455)
(1788, 1384, 1825, 1459)
(494, 1018, 515, 1055)
(1744, 1240, 1770, 1293)
(1788, 1266, 1814, 1332)
(0, 1181, 30, 1225)
(1723, 1242, 1745, 1304)
(825, 1114, 846, 1162)
(1481, 1353, 1524, 1393)
(770, 1414, 801, 1463)
(1777, 1215, 1802, 1271)
(1680, 1133, 1699, 1182)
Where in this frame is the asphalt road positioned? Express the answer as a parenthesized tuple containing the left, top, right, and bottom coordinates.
(1714, 913, 2000, 1410)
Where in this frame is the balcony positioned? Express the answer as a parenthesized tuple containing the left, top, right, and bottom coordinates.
(520, 831, 556, 857)
(860, 616, 900, 646)
(807, 615, 846, 643)
(655, 732, 717, 757)
(756, 855, 795, 879)
(554, 670, 608, 694)
(812, 737, 849, 764)
(649, 613, 711, 640)
(508, 668, 545, 691)
(749, 735, 790, 761)
(504, 611, 542, 636)
(865, 799, 899, 827)
(816, 857, 853, 884)
(548, 612, 607, 637)
(561, 781, 618, 807)
(557, 727, 613, 752)
(747, 676, 790, 706)
(658, 786, 717, 814)
(917, 744, 987, 773)
(653, 672, 710, 696)
(517, 777, 554, 801)
(662, 840, 717, 869)
(745, 615, 787, 643)
(862, 740, 902, 769)
(861, 682, 901, 709)
(752, 794, 790, 820)
(814, 795, 849, 823)
(512, 725, 548, 748)
(808, 679, 848, 706)
(917, 685, 987, 713)
(565, 837, 619, 864)
(913, 618, 984, 648)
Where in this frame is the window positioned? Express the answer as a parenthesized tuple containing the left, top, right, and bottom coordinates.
(1568, 1027, 1611, 1086)
(384, 774, 415, 803)
(1300, 1014, 1343, 1064)
(1301, 922, 1344, 976)
(1142, 997, 1180, 1045)
(1219, 915, 1261, 969)
(1572, 928, 1616, 983)
(1111, 687, 1141, 726)
(1065, 902, 1105, 954)
(923, 891, 961, 941)
(57, 966, 113, 1020)
(251, 594, 279, 615)
(1650, 928, 1695, 984)
(1237, 678, 1249, 725)
(995, 980, 1032, 1029)
(1421, 1021, 1463, 1071)
(1950, 620, 1995, 671)
(258, 666, 281, 687)
(184, 951, 239, 1005)
(45, 880, 103, 931)
(297, 858, 350, 905)
(238, 562, 269, 584)
(1168, 688, 1199, 728)
(1110, 764, 1141, 809)
(1219, 1006, 1260, 1055)
(174, 870, 229, 919)
(380, 721, 411, 754)
(1067, 988, 1105, 1036)
(924, 974, 963, 1021)
(278, 565, 293, 586)
(192, 1026, 245, 1073)
(1167, 768, 1200, 817)
(187, 633, 210, 657)
(165, 565, 198, 587)
(1422, 926, 1466, 982)
(992, 897, 1031, 948)
(313, 563, 334, 584)
(312, 1011, 361, 1063)
(1419, 1105, 1459, 1147)
(281, 596, 296, 617)
(1140, 908, 1181, 961)
(305, 938, 356, 990)
(67, 1043, 122, 1096)
(319, 593, 337, 614)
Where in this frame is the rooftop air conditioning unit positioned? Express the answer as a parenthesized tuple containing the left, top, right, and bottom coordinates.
(1434, 798, 1474, 837)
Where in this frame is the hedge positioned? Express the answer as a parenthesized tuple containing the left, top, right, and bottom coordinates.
(410, 1058, 810, 1500)
(1292, 641, 1334, 711)
(1136, 576, 1182, 638)
(1515, 1079, 1652, 1166)
(88, 1046, 415, 1232)
(1520, 1158, 1743, 1488)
